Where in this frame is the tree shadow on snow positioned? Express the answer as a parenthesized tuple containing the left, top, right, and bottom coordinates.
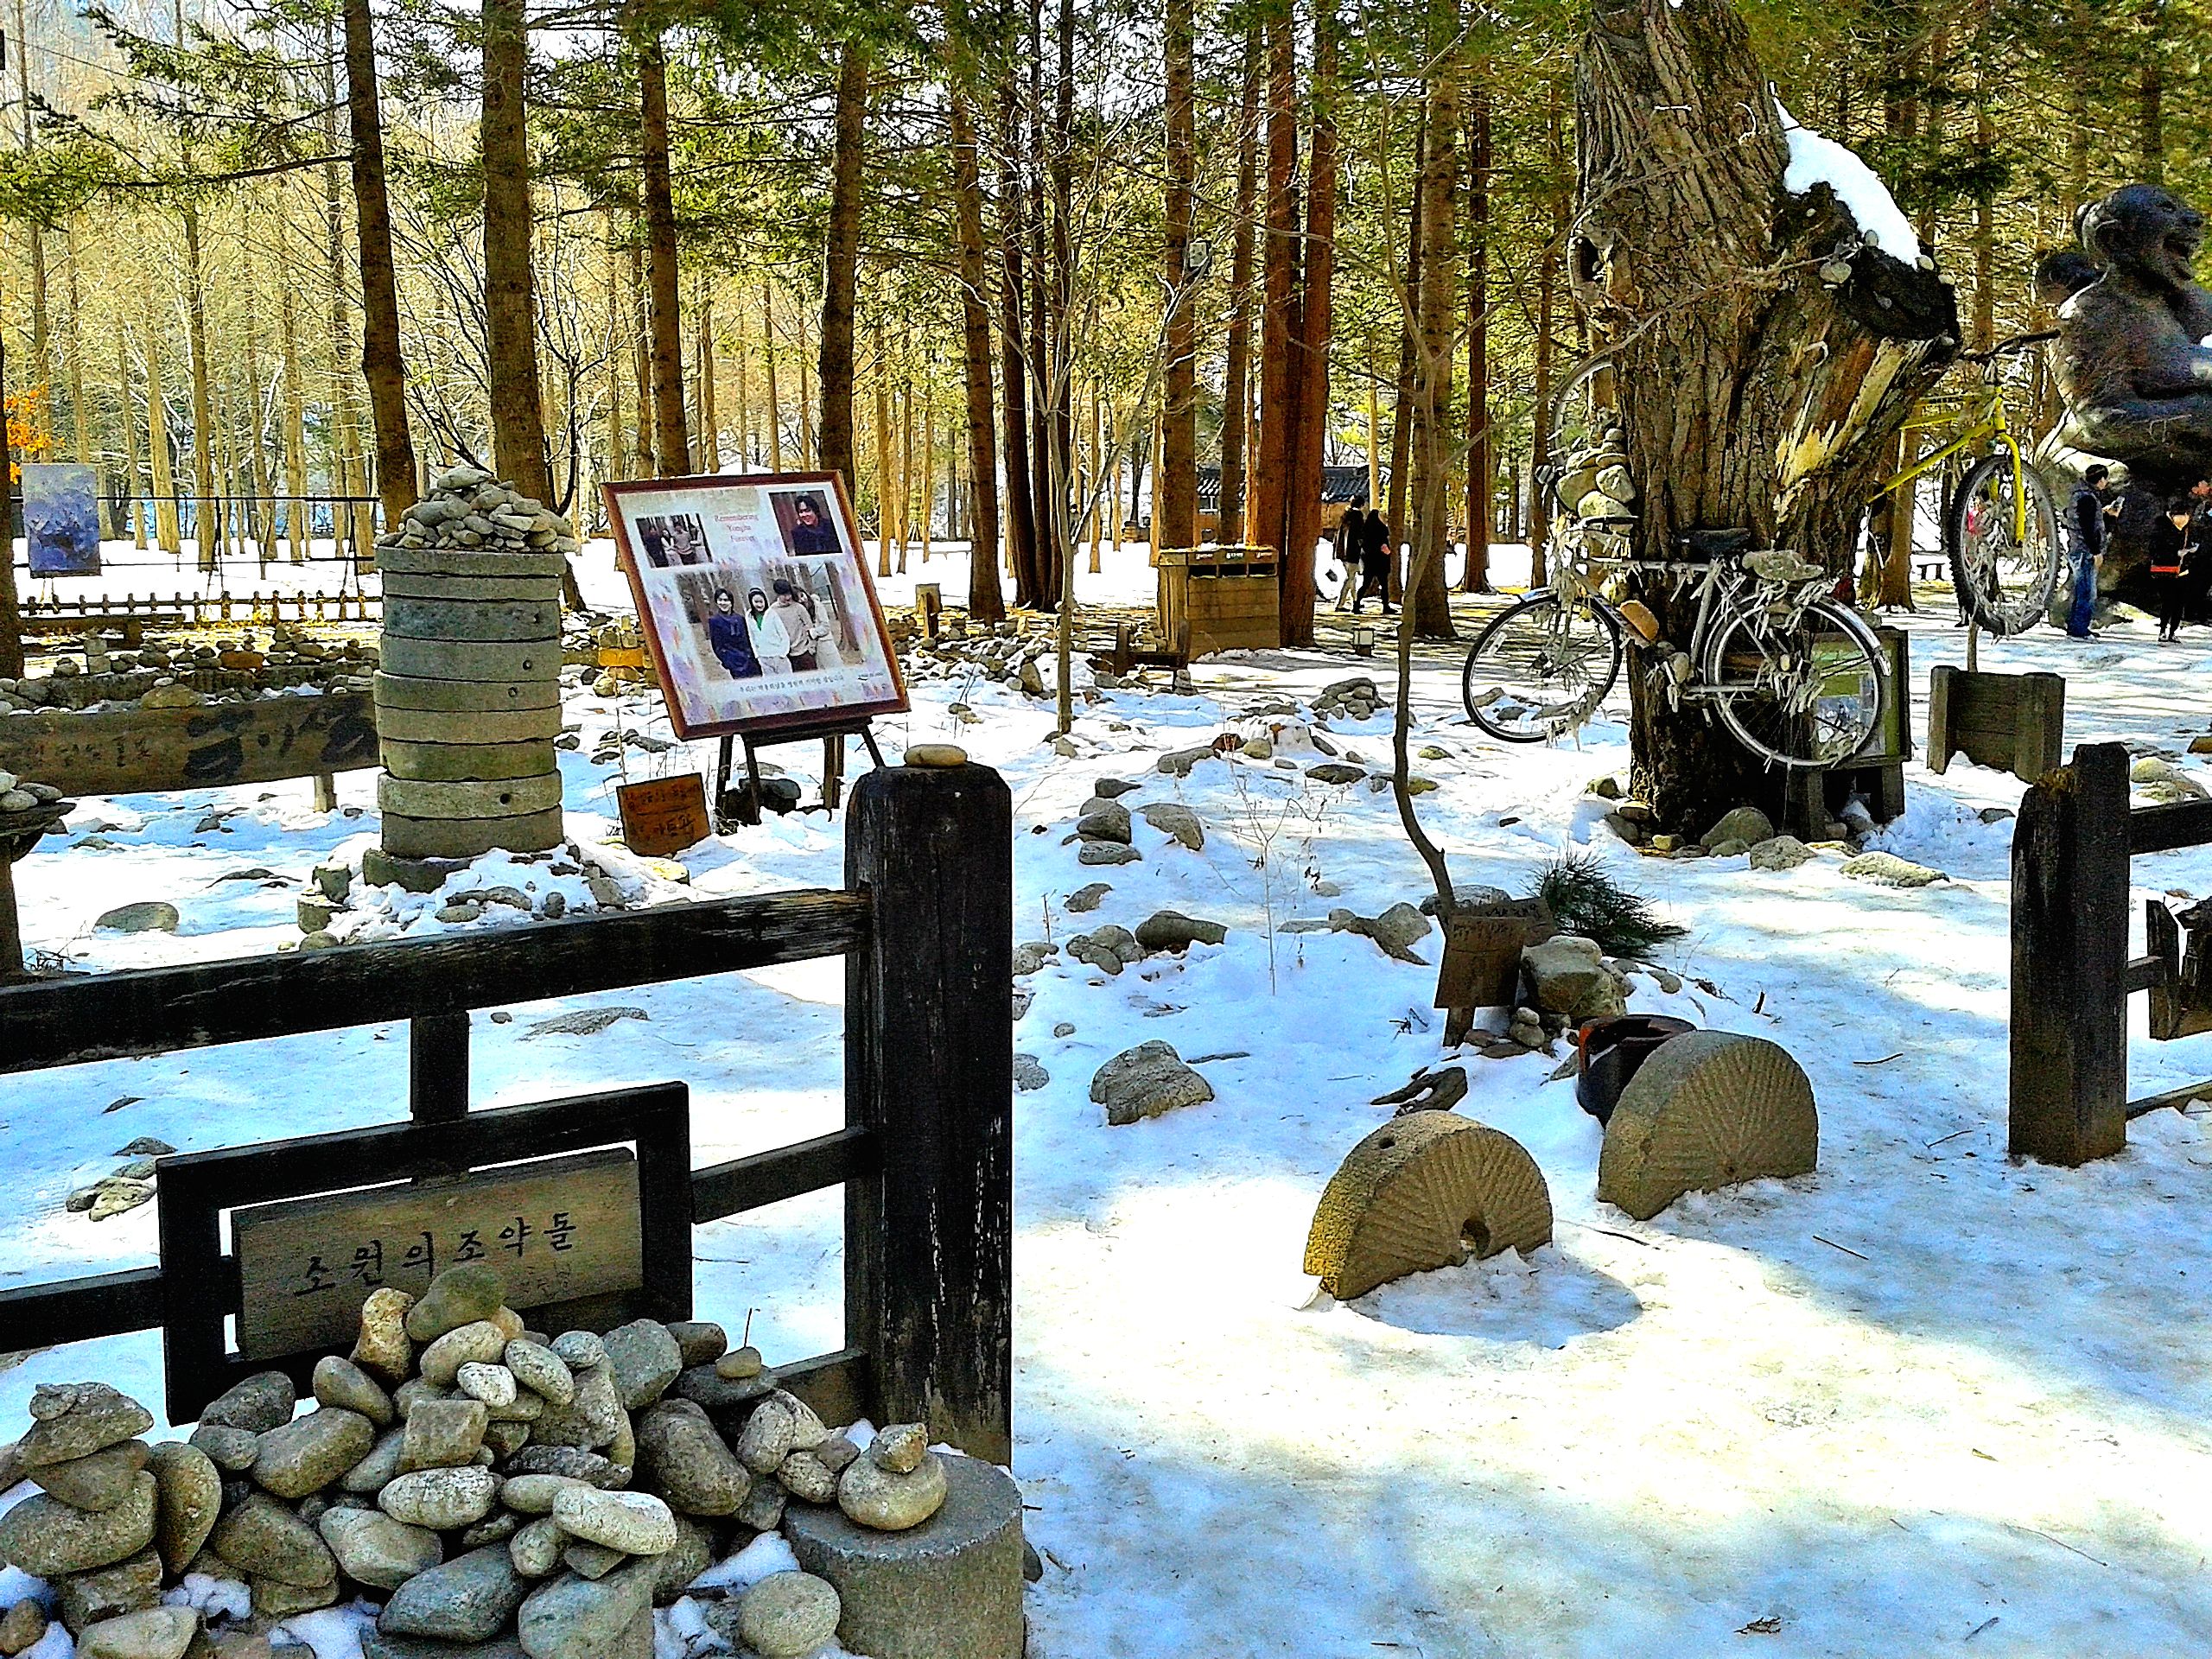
(1334, 1251, 1642, 1348)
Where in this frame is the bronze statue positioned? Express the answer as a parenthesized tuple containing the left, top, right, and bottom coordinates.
(2042, 184, 2212, 602)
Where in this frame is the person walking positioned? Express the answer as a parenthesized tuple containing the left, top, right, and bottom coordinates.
(2150, 498, 2197, 642)
(1331, 509, 1363, 612)
(1356, 510, 1396, 615)
(2066, 465, 2114, 639)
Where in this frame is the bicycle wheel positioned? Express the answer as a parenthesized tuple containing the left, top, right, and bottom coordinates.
(1702, 599, 1885, 769)
(1460, 592, 1624, 742)
(1944, 452, 2063, 635)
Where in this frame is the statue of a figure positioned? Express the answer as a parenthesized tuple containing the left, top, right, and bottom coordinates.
(2041, 185, 2212, 600)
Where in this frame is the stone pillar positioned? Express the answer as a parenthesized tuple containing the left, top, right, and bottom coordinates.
(373, 467, 573, 861)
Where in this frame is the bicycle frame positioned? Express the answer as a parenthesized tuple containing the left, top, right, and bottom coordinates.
(1870, 372, 2035, 548)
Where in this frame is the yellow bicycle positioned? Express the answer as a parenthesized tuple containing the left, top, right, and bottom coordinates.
(1866, 331, 2063, 635)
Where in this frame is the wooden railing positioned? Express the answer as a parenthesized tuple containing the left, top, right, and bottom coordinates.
(0, 760, 1014, 1461)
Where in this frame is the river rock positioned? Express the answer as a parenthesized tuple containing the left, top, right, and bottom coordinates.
(778, 1450, 839, 1505)
(634, 1402, 748, 1516)
(1840, 850, 1945, 887)
(0, 1601, 45, 1655)
(318, 1507, 443, 1590)
(664, 1323, 726, 1369)
(457, 1363, 518, 1410)
(515, 1560, 656, 1659)
(1136, 802, 1205, 850)
(1090, 1040, 1215, 1126)
(353, 1287, 416, 1382)
(671, 1363, 773, 1411)
(146, 1440, 221, 1573)
(550, 1488, 675, 1555)
(380, 1545, 531, 1643)
(737, 1478, 786, 1533)
(499, 1474, 590, 1516)
(869, 1424, 927, 1475)
(421, 1321, 509, 1387)
(1077, 842, 1141, 866)
(737, 1571, 841, 1658)
(548, 1332, 606, 1371)
(55, 1545, 162, 1631)
(17, 1383, 155, 1467)
(562, 1541, 624, 1580)
(462, 1511, 524, 1550)
(1521, 935, 1629, 1022)
(533, 1363, 622, 1451)
(341, 1427, 408, 1493)
(404, 1398, 489, 1469)
(502, 1447, 624, 1487)
(505, 1342, 575, 1408)
(188, 1425, 258, 1472)
(379, 1466, 502, 1529)
(208, 1493, 335, 1586)
(313, 1357, 396, 1427)
(76, 1607, 200, 1659)
(31, 1438, 149, 1510)
(405, 1263, 509, 1343)
(199, 1372, 296, 1436)
(1747, 835, 1816, 872)
(252, 1408, 374, 1499)
(600, 1321, 682, 1410)
(836, 1452, 947, 1532)
(0, 1471, 156, 1575)
(250, 1577, 336, 1618)
(95, 902, 179, 934)
(1133, 910, 1227, 953)
(1074, 802, 1131, 844)
(648, 1516, 716, 1605)
(1700, 806, 1774, 849)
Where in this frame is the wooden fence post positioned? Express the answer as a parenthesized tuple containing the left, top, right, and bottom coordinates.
(846, 756, 1013, 1464)
(2011, 741, 2130, 1165)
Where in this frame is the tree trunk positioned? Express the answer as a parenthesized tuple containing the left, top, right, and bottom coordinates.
(277, 241, 309, 561)
(242, 264, 276, 568)
(1281, 3, 1338, 644)
(116, 319, 146, 550)
(1461, 73, 1492, 592)
(481, 0, 554, 506)
(1218, 29, 1262, 545)
(1407, 60, 1458, 641)
(1249, 14, 1300, 575)
(996, 82, 1039, 607)
(1158, 0, 1198, 552)
(1574, 0, 1956, 828)
(761, 278, 785, 471)
(1025, 0, 1058, 602)
(697, 282, 720, 470)
(182, 208, 219, 574)
(0, 340, 18, 680)
(2136, 0, 2163, 182)
(818, 40, 869, 488)
(141, 289, 181, 556)
(344, 0, 418, 529)
(874, 314, 893, 576)
(1529, 79, 1565, 585)
(949, 87, 1005, 622)
(629, 241, 655, 476)
(1047, 0, 1076, 601)
(1385, 109, 1427, 589)
(639, 35, 691, 474)
(321, 24, 372, 563)
(898, 368, 915, 572)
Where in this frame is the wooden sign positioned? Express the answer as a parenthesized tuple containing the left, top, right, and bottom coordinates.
(232, 1149, 642, 1360)
(1435, 898, 1559, 1012)
(618, 774, 711, 856)
(0, 691, 377, 798)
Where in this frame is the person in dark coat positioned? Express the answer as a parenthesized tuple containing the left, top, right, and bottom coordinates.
(706, 588, 761, 677)
(785, 495, 839, 555)
(2150, 499, 2199, 642)
(1330, 509, 1363, 610)
(2066, 464, 2115, 639)
(1355, 510, 1396, 614)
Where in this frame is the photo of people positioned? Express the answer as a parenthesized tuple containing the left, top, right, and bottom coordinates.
(608, 474, 907, 740)
(636, 512, 709, 568)
(772, 491, 842, 556)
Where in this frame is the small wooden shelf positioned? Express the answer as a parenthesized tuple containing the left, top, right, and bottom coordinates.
(1156, 544, 1281, 657)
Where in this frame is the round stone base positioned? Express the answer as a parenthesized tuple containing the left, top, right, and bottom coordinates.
(361, 846, 479, 894)
(382, 807, 564, 861)
(782, 1453, 1024, 1659)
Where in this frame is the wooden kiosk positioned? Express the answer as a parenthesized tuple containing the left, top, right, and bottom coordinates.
(1156, 544, 1281, 657)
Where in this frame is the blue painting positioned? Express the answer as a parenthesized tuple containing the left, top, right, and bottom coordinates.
(24, 462, 100, 577)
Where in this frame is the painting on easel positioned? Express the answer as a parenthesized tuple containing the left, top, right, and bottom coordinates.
(606, 472, 910, 741)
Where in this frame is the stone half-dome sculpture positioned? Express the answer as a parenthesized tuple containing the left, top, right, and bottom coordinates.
(1595, 1030, 1818, 1221)
(1303, 1110, 1554, 1300)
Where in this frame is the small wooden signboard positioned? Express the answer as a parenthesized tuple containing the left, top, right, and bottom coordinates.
(232, 1148, 643, 1360)
(618, 774, 712, 856)
(1435, 898, 1558, 1046)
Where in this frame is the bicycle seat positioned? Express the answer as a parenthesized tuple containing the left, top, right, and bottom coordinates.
(1674, 527, 1755, 561)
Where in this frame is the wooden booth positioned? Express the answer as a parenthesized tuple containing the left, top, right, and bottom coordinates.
(1157, 545, 1281, 657)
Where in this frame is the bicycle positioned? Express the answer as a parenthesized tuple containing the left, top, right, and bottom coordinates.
(1459, 520, 1888, 770)
(1862, 330, 2063, 636)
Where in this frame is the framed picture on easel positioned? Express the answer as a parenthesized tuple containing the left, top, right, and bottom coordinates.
(605, 472, 909, 741)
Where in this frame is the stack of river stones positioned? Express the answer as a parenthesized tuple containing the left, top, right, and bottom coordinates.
(374, 469, 570, 861)
(0, 1265, 974, 1659)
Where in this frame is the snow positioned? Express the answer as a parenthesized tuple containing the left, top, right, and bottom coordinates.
(1777, 99, 1924, 265)
(7, 536, 2212, 1652)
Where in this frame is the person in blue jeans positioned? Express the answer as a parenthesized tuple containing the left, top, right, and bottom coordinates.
(2067, 465, 2115, 638)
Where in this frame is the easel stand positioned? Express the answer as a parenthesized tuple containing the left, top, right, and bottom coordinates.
(714, 719, 888, 829)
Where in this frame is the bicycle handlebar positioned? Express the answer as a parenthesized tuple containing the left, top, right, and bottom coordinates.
(1957, 328, 2058, 365)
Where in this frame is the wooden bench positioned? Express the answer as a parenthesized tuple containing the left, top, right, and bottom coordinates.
(1915, 557, 1948, 582)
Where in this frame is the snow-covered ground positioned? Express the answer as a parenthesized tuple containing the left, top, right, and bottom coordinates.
(6, 534, 2212, 1655)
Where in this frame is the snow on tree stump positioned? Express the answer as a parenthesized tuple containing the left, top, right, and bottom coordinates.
(782, 1453, 1026, 1659)
(1595, 1031, 1818, 1220)
(373, 465, 573, 861)
(1303, 1110, 1553, 1300)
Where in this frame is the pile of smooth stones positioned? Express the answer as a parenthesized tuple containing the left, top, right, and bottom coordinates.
(0, 1265, 978, 1659)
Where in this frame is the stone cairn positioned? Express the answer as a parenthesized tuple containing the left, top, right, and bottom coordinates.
(374, 467, 570, 863)
(0, 1265, 1023, 1659)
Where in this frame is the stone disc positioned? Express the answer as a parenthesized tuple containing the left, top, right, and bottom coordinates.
(378, 772, 563, 820)
(378, 638, 562, 683)
(1595, 1031, 1818, 1222)
(374, 705, 565, 744)
(372, 672, 558, 714)
(376, 544, 569, 580)
(381, 574, 563, 604)
(1302, 1110, 1553, 1300)
(381, 740, 561, 783)
(383, 807, 564, 861)
(383, 598, 564, 643)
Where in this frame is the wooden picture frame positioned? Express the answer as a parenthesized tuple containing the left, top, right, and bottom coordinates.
(605, 472, 910, 741)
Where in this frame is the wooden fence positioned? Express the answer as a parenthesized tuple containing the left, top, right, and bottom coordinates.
(0, 760, 1014, 1461)
(2012, 740, 2212, 1166)
(20, 590, 383, 632)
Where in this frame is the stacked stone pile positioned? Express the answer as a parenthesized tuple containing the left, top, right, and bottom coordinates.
(0, 632, 376, 715)
(0, 1264, 1007, 1659)
(375, 468, 571, 861)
